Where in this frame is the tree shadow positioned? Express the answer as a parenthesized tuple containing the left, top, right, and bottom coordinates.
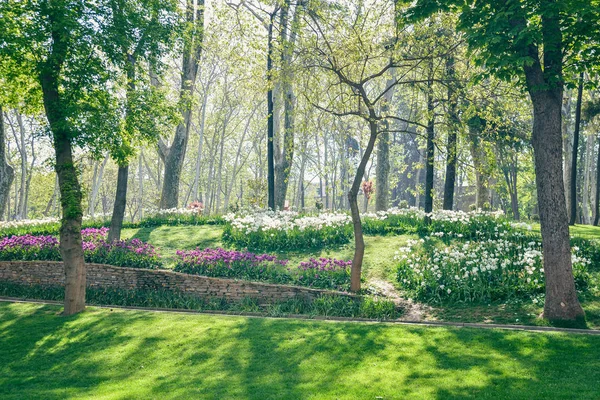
(2, 303, 600, 399)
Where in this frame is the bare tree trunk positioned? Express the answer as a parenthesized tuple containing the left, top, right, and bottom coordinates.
(138, 153, 143, 221)
(159, 0, 204, 209)
(274, 0, 302, 210)
(88, 154, 108, 216)
(424, 78, 435, 220)
(562, 90, 573, 215)
(523, 14, 583, 321)
(0, 106, 14, 220)
(569, 73, 584, 225)
(375, 75, 395, 211)
(594, 134, 600, 226)
(583, 134, 593, 224)
(266, 10, 276, 209)
(108, 165, 128, 241)
(443, 55, 459, 210)
(193, 91, 208, 202)
(349, 121, 378, 292)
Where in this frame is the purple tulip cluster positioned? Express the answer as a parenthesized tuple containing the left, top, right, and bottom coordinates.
(176, 247, 288, 266)
(81, 227, 109, 242)
(0, 233, 161, 269)
(0, 234, 58, 250)
(295, 258, 352, 291)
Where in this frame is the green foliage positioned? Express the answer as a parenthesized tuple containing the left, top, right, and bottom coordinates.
(0, 282, 400, 320)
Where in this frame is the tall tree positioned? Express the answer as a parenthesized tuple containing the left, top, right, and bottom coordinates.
(158, 0, 204, 209)
(569, 72, 584, 225)
(0, 0, 178, 315)
(0, 105, 14, 220)
(407, 0, 600, 322)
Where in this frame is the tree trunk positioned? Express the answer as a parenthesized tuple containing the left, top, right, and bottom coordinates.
(88, 154, 108, 216)
(266, 11, 276, 210)
(348, 121, 379, 292)
(375, 76, 395, 211)
(424, 79, 435, 219)
(159, 0, 204, 209)
(274, 0, 302, 210)
(594, 134, 600, 226)
(523, 13, 584, 320)
(0, 105, 14, 220)
(108, 165, 129, 242)
(562, 90, 573, 215)
(569, 73, 584, 225)
(583, 134, 593, 224)
(443, 55, 458, 210)
(40, 15, 86, 315)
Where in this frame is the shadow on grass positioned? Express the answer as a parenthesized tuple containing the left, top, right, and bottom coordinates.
(1, 303, 600, 399)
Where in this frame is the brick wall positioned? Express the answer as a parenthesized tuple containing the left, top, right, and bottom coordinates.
(0, 261, 357, 304)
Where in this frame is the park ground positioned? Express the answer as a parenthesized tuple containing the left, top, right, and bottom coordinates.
(1, 301, 600, 399)
(120, 224, 600, 329)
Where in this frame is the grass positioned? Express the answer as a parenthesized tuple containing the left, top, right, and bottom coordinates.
(528, 223, 600, 239)
(1, 302, 600, 400)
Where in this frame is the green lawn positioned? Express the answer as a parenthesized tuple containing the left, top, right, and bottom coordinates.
(1, 302, 600, 400)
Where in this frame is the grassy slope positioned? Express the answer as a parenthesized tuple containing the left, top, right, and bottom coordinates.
(2, 302, 600, 400)
(120, 224, 600, 329)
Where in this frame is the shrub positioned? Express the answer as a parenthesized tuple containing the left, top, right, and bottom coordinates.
(395, 233, 592, 304)
(222, 210, 352, 251)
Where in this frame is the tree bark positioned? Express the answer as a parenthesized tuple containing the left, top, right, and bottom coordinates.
(424, 77, 435, 220)
(348, 121, 379, 292)
(523, 9, 584, 321)
(375, 75, 395, 211)
(108, 165, 129, 241)
(443, 55, 458, 210)
(595, 133, 600, 226)
(569, 72, 584, 225)
(266, 11, 276, 210)
(159, 0, 204, 209)
(0, 105, 14, 220)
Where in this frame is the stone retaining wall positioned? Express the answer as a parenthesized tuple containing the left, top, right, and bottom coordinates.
(0, 261, 357, 304)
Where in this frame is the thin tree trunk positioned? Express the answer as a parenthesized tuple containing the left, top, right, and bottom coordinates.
(375, 76, 395, 211)
(108, 165, 129, 241)
(443, 55, 458, 210)
(266, 11, 276, 210)
(583, 134, 593, 224)
(595, 133, 600, 226)
(0, 106, 14, 220)
(88, 154, 109, 216)
(348, 121, 378, 292)
(424, 77, 435, 220)
(569, 72, 584, 225)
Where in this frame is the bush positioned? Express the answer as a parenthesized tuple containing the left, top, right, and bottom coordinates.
(222, 210, 352, 251)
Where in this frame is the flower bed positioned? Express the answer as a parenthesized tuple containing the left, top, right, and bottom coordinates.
(0, 233, 161, 269)
(222, 210, 352, 251)
(395, 232, 591, 303)
(174, 248, 352, 291)
(362, 207, 514, 239)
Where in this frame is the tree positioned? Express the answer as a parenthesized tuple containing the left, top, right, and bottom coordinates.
(0, 105, 14, 219)
(569, 73, 584, 225)
(406, 0, 600, 322)
(303, 2, 426, 291)
(158, 0, 204, 209)
(0, 0, 179, 315)
(106, 0, 178, 241)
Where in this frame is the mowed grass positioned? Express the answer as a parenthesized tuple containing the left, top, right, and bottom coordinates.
(2, 302, 600, 400)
